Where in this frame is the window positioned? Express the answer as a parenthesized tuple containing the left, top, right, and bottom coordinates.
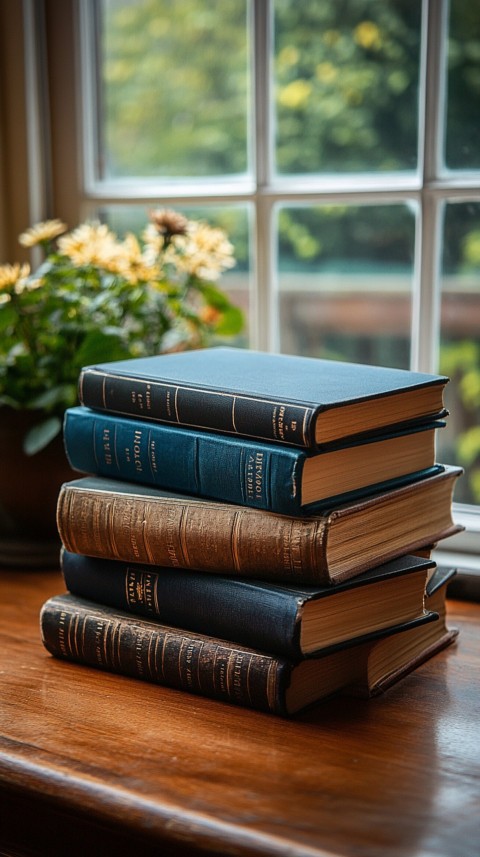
(23, 1, 480, 552)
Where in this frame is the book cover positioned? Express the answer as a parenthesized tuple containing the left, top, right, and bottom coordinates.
(61, 551, 434, 659)
(39, 592, 439, 717)
(63, 405, 443, 516)
(78, 346, 448, 450)
(56, 468, 463, 585)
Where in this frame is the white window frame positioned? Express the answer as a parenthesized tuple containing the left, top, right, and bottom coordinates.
(22, 0, 480, 565)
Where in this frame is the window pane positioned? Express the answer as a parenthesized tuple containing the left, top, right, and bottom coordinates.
(438, 202, 480, 504)
(98, 0, 249, 179)
(98, 204, 251, 346)
(277, 204, 415, 367)
(445, 0, 480, 170)
(274, 0, 421, 174)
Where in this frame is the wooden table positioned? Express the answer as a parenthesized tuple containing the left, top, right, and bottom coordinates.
(0, 567, 479, 857)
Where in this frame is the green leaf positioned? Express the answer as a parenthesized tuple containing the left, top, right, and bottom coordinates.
(213, 306, 245, 335)
(75, 330, 129, 365)
(0, 302, 17, 331)
(28, 384, 75, 411)
(23, 416, 62, 455)
(197, 283, 233, 310)
(457, 426, 480, 466)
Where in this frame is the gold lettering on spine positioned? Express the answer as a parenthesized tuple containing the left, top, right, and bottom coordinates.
(212, 646, 219, 695)
(232, 652, 245, 702)
(181, 638, 195, 690)
(94, 620, 104, 665)
(290, 521, 305, 578)
(58, 610, 68, 658)
(165, 504, 181, 566)
(148, 432, 158, 476)
(135, 629, 145, 676)
(246, 451, 264, 502)
(131, 428, 143, 473)
(102, 426, 113, 466)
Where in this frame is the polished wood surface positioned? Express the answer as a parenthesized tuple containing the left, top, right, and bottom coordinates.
(1, 568, 479, 857)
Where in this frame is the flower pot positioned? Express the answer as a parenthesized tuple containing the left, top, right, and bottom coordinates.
(0, 409, 75, 567)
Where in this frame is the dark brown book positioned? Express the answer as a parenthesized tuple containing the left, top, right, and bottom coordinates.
(56, 467, 462, 585)
(40, 568, 456, 717)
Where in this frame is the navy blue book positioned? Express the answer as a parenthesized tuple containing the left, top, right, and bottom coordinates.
(78, 347, 448, 450)
(63, 405, 443, 516)
(60, 551, 435, 659)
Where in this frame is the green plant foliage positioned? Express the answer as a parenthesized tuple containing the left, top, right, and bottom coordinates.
(440, 340, 480, 502)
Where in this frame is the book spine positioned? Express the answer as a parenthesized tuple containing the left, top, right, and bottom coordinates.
(79, 369, 315, 449)
(40, 596, 289, 715)
(56, 486, 330, 583)
(61, 551, 303, 658)
(64, 408, 304, 515)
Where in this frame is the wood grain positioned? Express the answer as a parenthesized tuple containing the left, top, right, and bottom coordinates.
(0, 568, 479, 856)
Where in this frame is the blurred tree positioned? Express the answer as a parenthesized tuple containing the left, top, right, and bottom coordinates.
(101, 0, 248, 178)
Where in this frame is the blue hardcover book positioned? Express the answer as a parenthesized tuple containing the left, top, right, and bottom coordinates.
(63, 406, 443, 516)
(78, 346, 448, 450)
(60, 551, 436, 659)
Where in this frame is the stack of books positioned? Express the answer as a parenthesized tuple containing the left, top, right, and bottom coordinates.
(40, 347, 463, 716)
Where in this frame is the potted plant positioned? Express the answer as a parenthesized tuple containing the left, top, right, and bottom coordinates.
(0, 210, 243, 564)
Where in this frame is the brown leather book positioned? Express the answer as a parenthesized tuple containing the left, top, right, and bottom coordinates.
(56, 467, 462, 585)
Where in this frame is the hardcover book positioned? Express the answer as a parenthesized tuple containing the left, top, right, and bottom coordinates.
(40, 569, 456, 717)
(61, 552, 434, 659)
(78, 346, 448, 450)
(63, 406, 443, 515)
(56, 468, 463, 585)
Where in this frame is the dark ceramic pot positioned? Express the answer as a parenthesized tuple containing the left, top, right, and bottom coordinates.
(0, 409, 75, 567)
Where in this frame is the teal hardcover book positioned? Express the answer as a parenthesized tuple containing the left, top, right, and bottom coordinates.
(78, 347, 448, 450)
(63, 405, 443, 515)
